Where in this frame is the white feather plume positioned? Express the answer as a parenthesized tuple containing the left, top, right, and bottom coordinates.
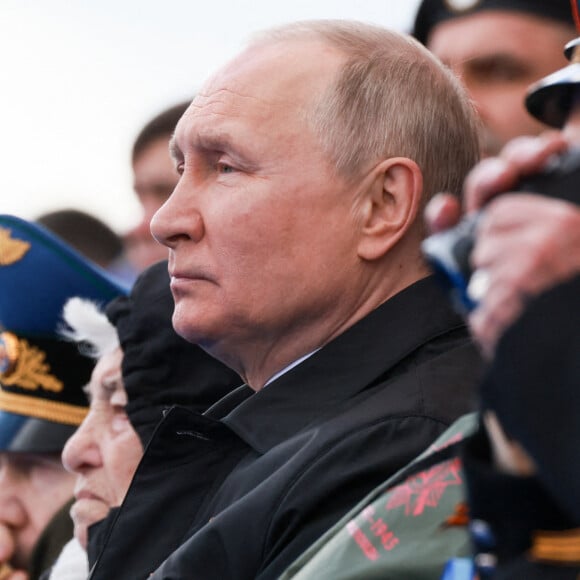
(60, 297, 119, 359)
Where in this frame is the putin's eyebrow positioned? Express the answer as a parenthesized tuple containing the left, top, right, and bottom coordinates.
(168, 132, 233, 162)
(169, 130, 258, 172)
(194, 132, 236, 154)
(194, 132, 258, 170)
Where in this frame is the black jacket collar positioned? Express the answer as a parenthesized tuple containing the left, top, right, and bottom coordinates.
(206, 276, 466, 453)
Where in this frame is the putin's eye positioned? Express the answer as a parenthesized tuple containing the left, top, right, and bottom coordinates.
(217, 162, 235, 174)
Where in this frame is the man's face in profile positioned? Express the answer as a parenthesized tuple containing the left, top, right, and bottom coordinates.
(63, 347, 143, 549)
(0, 451, 74, 570)
(151, 40, 367, 358)
(428, 11, 573, 156)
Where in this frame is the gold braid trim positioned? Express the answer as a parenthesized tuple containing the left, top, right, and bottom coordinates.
(0, 389, 87, 426)
(531, 528, 580, 564)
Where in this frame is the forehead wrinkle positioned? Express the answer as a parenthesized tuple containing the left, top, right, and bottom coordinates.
(183, 89, 292, 153)
(193, 85, 293, 119)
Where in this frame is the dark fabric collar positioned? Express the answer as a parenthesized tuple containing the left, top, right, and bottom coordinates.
(208, 276, 467, 453)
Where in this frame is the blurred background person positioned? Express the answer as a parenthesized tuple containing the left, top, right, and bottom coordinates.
(427, 30, 580, 577)
(124, 101, 190, 273)
(36, 208, 136, 285)
(35, 100, 192, 282)
(412, 0, 576, 156)
(0, 214, 126, 580)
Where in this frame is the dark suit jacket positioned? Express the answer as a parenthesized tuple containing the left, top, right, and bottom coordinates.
(88, 277, 482, 580)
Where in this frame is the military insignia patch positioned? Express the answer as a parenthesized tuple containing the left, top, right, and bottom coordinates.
(0, 226, 31, 265)
(443, 0, 482, 12)
(0, 332, 63, 392)
(386, 457, 463, 516)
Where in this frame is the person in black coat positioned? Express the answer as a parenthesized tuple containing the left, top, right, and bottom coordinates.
(87, 19, 485, 580)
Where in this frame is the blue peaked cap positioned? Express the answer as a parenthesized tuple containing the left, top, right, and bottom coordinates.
(0, 214, 129, 453)
(0, 214, 129, 335)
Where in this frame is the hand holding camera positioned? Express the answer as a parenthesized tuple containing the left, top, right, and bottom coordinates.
(422, 134, 580, 356)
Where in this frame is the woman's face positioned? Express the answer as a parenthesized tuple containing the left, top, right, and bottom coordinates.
(61, 347, 143, 548)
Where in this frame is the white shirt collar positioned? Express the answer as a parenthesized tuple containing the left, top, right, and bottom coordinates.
(263, 349, 320, 388)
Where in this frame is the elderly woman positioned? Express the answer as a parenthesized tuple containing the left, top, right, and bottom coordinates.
(53, 261, 241, 578)
(60, 301, 138, 553)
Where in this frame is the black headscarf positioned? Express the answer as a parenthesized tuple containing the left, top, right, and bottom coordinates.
(105, 260, 242, 446)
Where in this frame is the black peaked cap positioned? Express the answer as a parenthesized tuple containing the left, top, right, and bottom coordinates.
(413, 0, 574, 45)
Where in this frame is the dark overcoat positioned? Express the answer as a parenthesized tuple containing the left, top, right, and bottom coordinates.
(88, 277, 482, 580)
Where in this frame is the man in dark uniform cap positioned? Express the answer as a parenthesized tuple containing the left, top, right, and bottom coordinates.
(412, 0, 576, 156)
(0, 214, 126, 579)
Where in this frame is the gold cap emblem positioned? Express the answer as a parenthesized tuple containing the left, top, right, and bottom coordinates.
(0, 227, 31, 266)
(0, 332, 63, 392)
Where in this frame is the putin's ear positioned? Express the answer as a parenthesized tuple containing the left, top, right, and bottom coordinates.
(357, 157, 423, 261)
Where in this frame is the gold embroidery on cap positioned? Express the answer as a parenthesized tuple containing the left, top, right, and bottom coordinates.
(0, 227, 31, 266)
(0, 334, 63, 393)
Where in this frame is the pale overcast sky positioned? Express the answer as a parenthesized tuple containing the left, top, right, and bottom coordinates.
(0, 0, 422, 232)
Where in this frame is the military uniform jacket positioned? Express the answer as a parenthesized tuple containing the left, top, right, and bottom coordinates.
(88, 277, 482, 580)
(280, 414, 478, 580)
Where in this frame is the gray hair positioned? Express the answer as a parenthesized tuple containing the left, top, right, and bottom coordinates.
(254, 20, 481, 201)
(60, 297, 119, 359)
